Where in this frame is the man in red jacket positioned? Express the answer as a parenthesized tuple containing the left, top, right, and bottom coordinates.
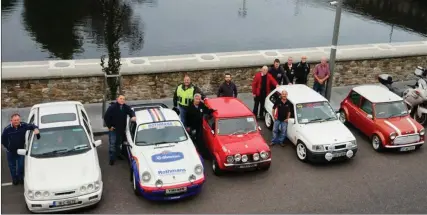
(252, 66, 279, 118)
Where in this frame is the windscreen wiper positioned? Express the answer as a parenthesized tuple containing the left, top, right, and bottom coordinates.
(36, 148, 69, 157)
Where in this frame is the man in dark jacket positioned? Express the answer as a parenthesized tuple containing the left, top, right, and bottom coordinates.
(173, 75, 206, 127)
(104, 94, 136, 165)
(294, 56, 311, 85)
(283, 57, 296, 84)
(217, 73, 238, 97)
(186, 93, 215, 158)
(2, 113, 39, 185)
(269, 59, 290, 85)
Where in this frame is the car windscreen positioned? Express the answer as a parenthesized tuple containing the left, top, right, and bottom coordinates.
(40, 113, 77, 123)
(30, 126, 91, 158)
(217, 116, 257, 135)
(295, 101, 336, 124)
(375, 101, 408, 118)
(135, 121, 188, 146)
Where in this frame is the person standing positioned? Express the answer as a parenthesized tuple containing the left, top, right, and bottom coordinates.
(173, 75, 205, 126)
(186, 94, 215, 158)
(217, 73, 238, 98)
(104, 95, 136, 166)
(252, 66, 279, 119)
(271, 90, 291, 147)
(1, 113, 39, 185)
(284, 57, 296, 84)
(313, 56, 330, 96)
(294, 56, 311, 85)
(268, 59, 290, 85)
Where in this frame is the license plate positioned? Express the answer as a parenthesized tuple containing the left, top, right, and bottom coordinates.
(400, 146, 416, 151)
(238, 164, 257, 168)
(333, 152, 346, 157)
(53, 199, 78, 206)
(165, 187, 187, 194)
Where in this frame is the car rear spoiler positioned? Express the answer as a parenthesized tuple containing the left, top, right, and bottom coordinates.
(130, 103, 168, 112)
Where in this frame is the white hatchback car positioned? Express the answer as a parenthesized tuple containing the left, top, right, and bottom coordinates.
(124, 103, 205, 201)
(17, 101, 103, 213)
(264, 85, 358, 162)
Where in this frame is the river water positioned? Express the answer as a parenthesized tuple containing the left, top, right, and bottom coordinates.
(1, 0, 426, 62)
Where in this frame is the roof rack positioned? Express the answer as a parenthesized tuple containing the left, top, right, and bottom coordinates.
(130, 103, 168, 112)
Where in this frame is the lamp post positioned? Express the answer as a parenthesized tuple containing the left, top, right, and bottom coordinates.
(325, 0, 343, 101)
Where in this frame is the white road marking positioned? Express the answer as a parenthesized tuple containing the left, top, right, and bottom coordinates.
(2, 182, 12, 186)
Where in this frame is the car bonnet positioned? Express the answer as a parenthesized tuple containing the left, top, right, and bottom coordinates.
(298, 120, 355, 145)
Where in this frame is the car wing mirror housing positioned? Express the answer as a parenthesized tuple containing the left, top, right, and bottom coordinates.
(93, 140, 102, 147)
(17, 149, 27, 156)
(211, 130, 215, 135)
(258, 126, 262, 131)
(288, 118, 295, 124)
(367, 114, 373, 119)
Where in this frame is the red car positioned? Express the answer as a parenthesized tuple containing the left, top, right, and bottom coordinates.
(339, 85, 424, 152)
(202, 97, 271, 175)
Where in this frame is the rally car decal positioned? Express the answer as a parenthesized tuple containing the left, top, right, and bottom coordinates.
(147, 108, 166, 121)
(151, 151, 184, 163)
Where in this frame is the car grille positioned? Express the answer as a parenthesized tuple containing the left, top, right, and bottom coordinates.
(325, 143, 347, 151)
(394, 134, 420, 145)
(54, 190, 76, 196)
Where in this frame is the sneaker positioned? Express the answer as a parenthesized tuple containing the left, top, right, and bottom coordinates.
(280, 142, 285, 147)
(12, 180, 18, 186)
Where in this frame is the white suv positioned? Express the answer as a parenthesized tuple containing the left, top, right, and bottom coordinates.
(17, 101, 103, 213)
(264, 85, 357, 163)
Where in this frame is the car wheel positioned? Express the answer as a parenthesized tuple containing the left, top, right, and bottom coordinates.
(371, 134, 384, 152)
(296, 142, 308, 162)
(264, 111, 273, 130)
(415, 113, 427, 125)
(132, 173, 139, 196)
(339, 109, 347, 124)
(212, 158, 223, 176)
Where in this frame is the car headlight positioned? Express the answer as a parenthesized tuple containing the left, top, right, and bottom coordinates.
(35, 191, 42, 198)
(420, 128, 425, 136)
(260, 151, 269, 159)
(80, 185, 87, 193)
(194, 164, 203, 175)
(43, 191, 50, 197)
(226, 155, 234, 163)
(80, 180, 101, 193)
(312, 145, 324, 151)
(27, 190, 51, 199)
(142, 171, 151, 182)
(241, 154, 248, 162)
(27, 191, 34, 199)
(189, 174, 196, 183)
(390, 132, 397, 140)
(94, 181, 101, 190)
(155, 179, 163, 188)
(347, 140, 357, 147)
(253, 153, 260, 161)
(234, 154, 242, 162)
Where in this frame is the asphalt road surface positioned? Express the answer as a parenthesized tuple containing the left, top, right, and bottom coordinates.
(2, 120, 427, 214)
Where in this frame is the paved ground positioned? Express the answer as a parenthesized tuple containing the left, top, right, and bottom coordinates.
(2, 120, 427, 214)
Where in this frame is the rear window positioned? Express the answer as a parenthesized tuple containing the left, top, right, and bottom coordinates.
(41, 113, 77, 123)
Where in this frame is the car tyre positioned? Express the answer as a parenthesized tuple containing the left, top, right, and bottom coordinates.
(296, 141, 308, 162)
(339, 109, 347, 124)
(264, 111, 273, 130)
(132, 172, 140, 196)
(212, 158, 224, 176)
(371, 134, 384, 152)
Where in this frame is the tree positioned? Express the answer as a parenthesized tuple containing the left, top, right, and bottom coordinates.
(99, 0, 126, 100)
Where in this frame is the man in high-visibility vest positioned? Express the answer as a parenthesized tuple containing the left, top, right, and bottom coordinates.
(173, 75, 205, 126)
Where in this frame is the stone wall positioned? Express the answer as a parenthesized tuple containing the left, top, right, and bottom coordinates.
(2, 41, 427, 108)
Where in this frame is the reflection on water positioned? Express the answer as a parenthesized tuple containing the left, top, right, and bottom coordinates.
(1, 0, 426, 62)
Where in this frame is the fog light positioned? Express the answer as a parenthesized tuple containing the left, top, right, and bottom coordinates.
(155, 179, 163, 188)
(325, 153, 333, 161)
(346, 150, 354, 158)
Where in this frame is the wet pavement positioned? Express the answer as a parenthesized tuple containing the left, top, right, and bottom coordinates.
(2, 121, 427, 213)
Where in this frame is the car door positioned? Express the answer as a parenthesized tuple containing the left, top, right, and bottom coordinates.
(202, 115, 216, 153)
(286, 102, 298, 145)
(357, 97, 375, 135)
(26, 109, 37, 151)
(345, 90, 362, 125)
(265, 90, 279, 117)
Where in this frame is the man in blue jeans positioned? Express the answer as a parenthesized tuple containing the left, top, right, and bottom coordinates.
(1, 113, 39, 185)
(271, 90, 291, 147)
(104, 95, 136, 165)
(312, 56, 330, 97)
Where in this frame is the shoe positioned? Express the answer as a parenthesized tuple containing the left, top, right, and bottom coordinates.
(280, 143, 285, 147)
(109, 160, 115, 165)
(269, 142, 274, 146)
(12, 180, 18, 185)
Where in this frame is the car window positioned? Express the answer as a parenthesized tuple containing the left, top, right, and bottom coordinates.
(208, 117, 216, 130)
(82, 119, 91, 135)
(270, 91, 281, 104)
(27, 115, 35, 150)
(217, 116, 257, 135)
(41, 113, 77, 124)
(135, 121, 188, 146)
(295, 101, 337, 124)
(360, 99, 373, 114)
(130, 121, 137, 140)
(349, 91, 361, 106)
(30, 126, 91, 158)
(81, 110, 89, 122)
(375, 101, 408, 118)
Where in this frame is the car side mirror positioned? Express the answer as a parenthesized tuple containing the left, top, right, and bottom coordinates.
(17, 149, 27, 156)
(211, 130, 215, 135)
(367, 114, 373, 119)
(288, 118, 295, 124)
(93, 140, 102, 147)
(336, 113, 340, 118)
(258, 126, 262, 131)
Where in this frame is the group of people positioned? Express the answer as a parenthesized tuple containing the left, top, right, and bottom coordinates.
(1, 56, 331, 183)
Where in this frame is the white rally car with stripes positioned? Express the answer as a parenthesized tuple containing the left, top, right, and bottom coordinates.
(123, 103, 205, 201)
